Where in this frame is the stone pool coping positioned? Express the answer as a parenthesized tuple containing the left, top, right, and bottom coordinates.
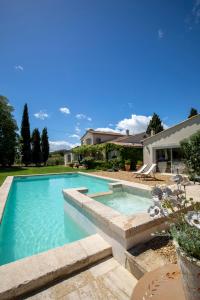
(0, 176, 13, 224)
(63, 187, 164, 243)
(0, 234, 112, 299)
(0, 171, 151, 225)
(0, 172, 163, 249)
(78, 171, 152, 191)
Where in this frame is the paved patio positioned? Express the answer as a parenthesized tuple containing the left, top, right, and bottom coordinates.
(27, 258, 137, 299)
(91, 171, 172, 186)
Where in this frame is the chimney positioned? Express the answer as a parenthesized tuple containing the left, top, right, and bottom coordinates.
(151, 129, 155, 136)
(126, 129, 130, 136)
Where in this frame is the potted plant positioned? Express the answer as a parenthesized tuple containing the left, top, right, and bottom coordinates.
(125, 159, 131, 171)
(147, 175, 200, 300)
(136, 160, 143, 171)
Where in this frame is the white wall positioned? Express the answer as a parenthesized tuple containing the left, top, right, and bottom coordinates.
(82, 132, 122, 145)
(143, 115, 200, 165)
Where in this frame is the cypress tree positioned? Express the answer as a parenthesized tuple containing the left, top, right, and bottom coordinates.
(41, 127, 49, 165)
(0, 96, 18, 166)
(31, 128, 41, 165)
(146, 113, 164, 135)
(21, 104, 31, 166)
(188, 108, 198, 119)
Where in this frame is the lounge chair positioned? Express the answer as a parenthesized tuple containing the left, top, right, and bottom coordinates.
(132, 164, 148, 177)
(140, 163, 157, 180)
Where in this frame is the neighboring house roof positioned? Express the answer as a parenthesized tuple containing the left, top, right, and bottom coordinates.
(80, 129, 147, 148)
(80, 129, 124, 140)
(143, 114, 200, 145)
(111, 142, 143, 148)
(112, 132, 148, 144)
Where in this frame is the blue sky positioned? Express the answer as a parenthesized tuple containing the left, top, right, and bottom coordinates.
(1, 0, 200, 151)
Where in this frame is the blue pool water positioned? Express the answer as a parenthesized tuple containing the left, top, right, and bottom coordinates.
(95, 191, 153, 215)
(0, 173, 112, 265)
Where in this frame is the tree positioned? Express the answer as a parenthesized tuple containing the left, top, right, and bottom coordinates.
(188, 108, 198, 119)
(181, 131, 200, 177)
(146, 113, 164, 135)
(0, 96, 18, 166)
(41, 127, 49, 165)
(21, 103, 31, 166)
(31, 128, 41, 165)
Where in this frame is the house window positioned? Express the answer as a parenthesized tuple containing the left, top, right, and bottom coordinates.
(171, 148, 185, 174)
(96, 137, 101, 144)
(156, 149, 171, 173)
(156, 147, 185, 174)
(86, 138, 92, 145)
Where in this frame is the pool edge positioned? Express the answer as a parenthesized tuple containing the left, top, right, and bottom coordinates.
(0, 176, 14, 224)
(0, 234, 112, 299)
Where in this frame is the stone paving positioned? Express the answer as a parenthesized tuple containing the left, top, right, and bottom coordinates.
(27, 258, 137, 300)
(91, 171, 172, 186)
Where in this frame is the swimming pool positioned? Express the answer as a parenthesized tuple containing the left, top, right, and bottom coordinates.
(0, 173, 113, 265)
(94, 190, 153, 215)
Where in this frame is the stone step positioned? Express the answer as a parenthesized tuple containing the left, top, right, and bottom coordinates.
(26, 258, 138, 300)
(125, 244, 168, 280)
(0, 234, 112, 300)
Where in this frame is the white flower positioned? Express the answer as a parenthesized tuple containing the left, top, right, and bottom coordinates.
(162, 187, 173, 200)
(151, 187, 163, 200)
(148, 203, 168, 218)
(185, 211, 200, 229)
(152, 196, 161, 203)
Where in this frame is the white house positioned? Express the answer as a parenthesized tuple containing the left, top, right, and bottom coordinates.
(143, 114, 200, 174)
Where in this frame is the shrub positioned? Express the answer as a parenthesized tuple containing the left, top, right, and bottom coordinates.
(47, 157, 64, 166)
(181, 130, 200, 176)
(80, 157, 95, 169)
(119, 160, 125, 170)
(171, 223, 200, 260)
(148, 176, 200, 260)
(125, 159, 131, 165)
(120, 147, 143, 170)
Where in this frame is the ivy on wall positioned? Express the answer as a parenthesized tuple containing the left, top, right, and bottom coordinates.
(72, 143, 143, 168)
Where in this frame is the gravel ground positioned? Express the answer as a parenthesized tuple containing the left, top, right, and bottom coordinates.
(91, 170, 172, 187)
(146, 236, 177, 264)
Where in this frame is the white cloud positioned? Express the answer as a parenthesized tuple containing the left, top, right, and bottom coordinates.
(59, 107, 70, 114)
(95, 127, 120, 133)
(34, 110, 49, 120)
(76, 113, 85, 119)
(75, 125, 81, 134)
(158, 29, 164, 39)
(15, 65, 24, 71)
(108, 123, 114, 127)
(49, 141, 80, 152)
(69, 134, 80, 139)
(116, 114, 152, 134)
(76, 113, 92, 121)
(115, 114, 168, 134)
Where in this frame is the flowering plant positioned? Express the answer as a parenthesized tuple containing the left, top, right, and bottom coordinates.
(148, 175, 200, 260)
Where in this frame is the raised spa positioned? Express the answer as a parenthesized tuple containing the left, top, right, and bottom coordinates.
(92, 188, 153, 216)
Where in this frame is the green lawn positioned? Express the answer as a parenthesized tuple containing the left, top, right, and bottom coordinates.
(0, 166, 92, 186)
